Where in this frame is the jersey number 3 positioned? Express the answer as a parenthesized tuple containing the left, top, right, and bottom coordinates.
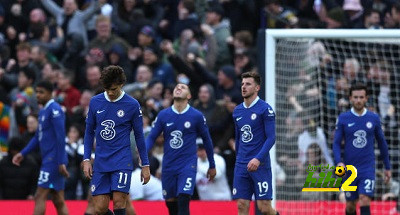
(100, 120, 116, 140)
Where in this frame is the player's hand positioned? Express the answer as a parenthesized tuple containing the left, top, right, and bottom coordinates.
(83, 160, 93, 179)
(384, 170, 392, 184)
(247, 158, 260, 172)
(59, 164, 70, 178)
(141, 166, 151, 185)
(12, 153, 24, 166)
(207, 168, 216, 181)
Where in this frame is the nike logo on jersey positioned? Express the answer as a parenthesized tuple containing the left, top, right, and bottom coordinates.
(236, 117, 242, 121)
(97, 110, 105, 114)
(183, 187, 191, 191)
(259, 193, 266, 197)
(166, 123, 174, 126)
(117, 185, 126, 189)
(52, 109, 60, 116)
(348, 123, 355, 127)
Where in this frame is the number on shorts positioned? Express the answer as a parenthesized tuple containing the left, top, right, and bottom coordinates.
(257, 181, 268, 193)
(38, 171, 50, 184)
(184, 178, 192, 190)
(364, 179, 375, 191)
(118, 172, 128, 185)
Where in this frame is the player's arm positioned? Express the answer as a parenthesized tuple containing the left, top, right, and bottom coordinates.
(234, 115, 240, 154)
(51, 106, 69, 177)
(254, 109, 276, 163)
(13, 129, 40, 166)
(83, 102, 96, 179)
(132, 105, 149, 167)
(145, 115, 163, 151)
(197, 114, 216, 180)
(375, 116, 390, 170)
(51, 107, 68, 166)
(198, 116, 216, 169)
(332, 116, 344, 166)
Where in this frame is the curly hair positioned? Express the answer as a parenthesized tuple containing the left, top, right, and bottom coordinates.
(100, 65, 126, 89)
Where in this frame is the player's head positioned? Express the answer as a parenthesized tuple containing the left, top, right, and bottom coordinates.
(36, 80, 54, 105)
(241, 71, 261, 99)
(349, 82, 368, 111)
(173, 83, 191, 101)
(101, 65, 126, 101)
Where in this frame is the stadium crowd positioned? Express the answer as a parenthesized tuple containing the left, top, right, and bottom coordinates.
(0, 0, 399, 204)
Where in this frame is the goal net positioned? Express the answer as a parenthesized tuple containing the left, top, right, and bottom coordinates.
(266, 29, 400, 214)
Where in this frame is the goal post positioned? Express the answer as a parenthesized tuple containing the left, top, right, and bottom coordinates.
(264, 29, 400, 214)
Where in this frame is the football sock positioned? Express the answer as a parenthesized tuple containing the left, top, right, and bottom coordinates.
(345, 209, 356, 215)
(104, 209, 114, 215)
(360, 206, 371, 215)
(178, 194, 191, 215)
(166, 201, 178, 215)
(113, 208, 126, 215)
(276, 212, 280, 215)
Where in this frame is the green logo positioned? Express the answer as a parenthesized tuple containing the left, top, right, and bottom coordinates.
(302, 164, 358, 192)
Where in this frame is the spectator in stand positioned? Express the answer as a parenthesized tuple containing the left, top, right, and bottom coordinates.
(21, 113, 41, 165)
(142, 45, 175, 86)
(263, 0, 299, 28)
(28, 22, 64, 56)
(41, 62, 60, 86)
(174, 0, 200, 40)
(106, 44, 134, 83)
(89, 15, 131, 55)
(362, 9, 382, 29)
(69, 90, 93, 126)
(30, 45, 49, 77)
(385, 2, 400, 28)
(143, 79, 164, 121)
(196, 140, 231, 200)
(83, 64, 102, 93)
(0, 137, 39, 200)
(123, 64, 153, 94)
(342, 0, 364, 28)
(0, 42, 39, 93)
(40, 0, 105, 49)
(9, 67, 38, 135)
(55, 70, 81, 114)
(65, 124, 84, 200)
(205, 4, 232, 71)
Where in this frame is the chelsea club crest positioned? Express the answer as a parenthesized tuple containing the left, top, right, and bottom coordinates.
(117, 110, 125, 117)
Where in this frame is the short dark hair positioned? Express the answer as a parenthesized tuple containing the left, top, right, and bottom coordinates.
(100, 65, 126, 89)
(349, 82, 368, 97)
(241, 71, 261, 86)
(36, 80, 54, 92)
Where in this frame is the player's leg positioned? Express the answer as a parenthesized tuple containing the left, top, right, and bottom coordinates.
(176, 170, 196, 215)
(91, 171, 113, 214)
(237, 199, 251, 215)
(357, 176, 375, 215)
(112, 192, 129, 215)
(162, 171, 178, 215)
(125, 198, 136, 215)
(50, 189, 69, 215)
(85, 189, 95, 215)
(110, 170, 133, 215)
(33, 187, 51, 215)
(256, 200, 278, 215)
(359, 194, 371, 215)
(251, 164, 277, 215)
(166, 198, 178, 215)
(345, 200, 357, 215)
(233, 164, 253, 215)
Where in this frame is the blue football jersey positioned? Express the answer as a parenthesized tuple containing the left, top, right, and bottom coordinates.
(333, 108, 390, 174)
(84, 92, 149, 172)
(232, 97, 276, 166)
(146, 105, 215, 172)
(22, 99, 68, 168)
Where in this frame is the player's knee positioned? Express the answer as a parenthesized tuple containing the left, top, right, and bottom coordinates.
(95, 205, 109, 215)
(237, 199, 250, 212)
(257, 201, 274, 215)
(346, 201, 357, 212)
(113, 194, 127, 209)
(359, 195, 371, 206)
